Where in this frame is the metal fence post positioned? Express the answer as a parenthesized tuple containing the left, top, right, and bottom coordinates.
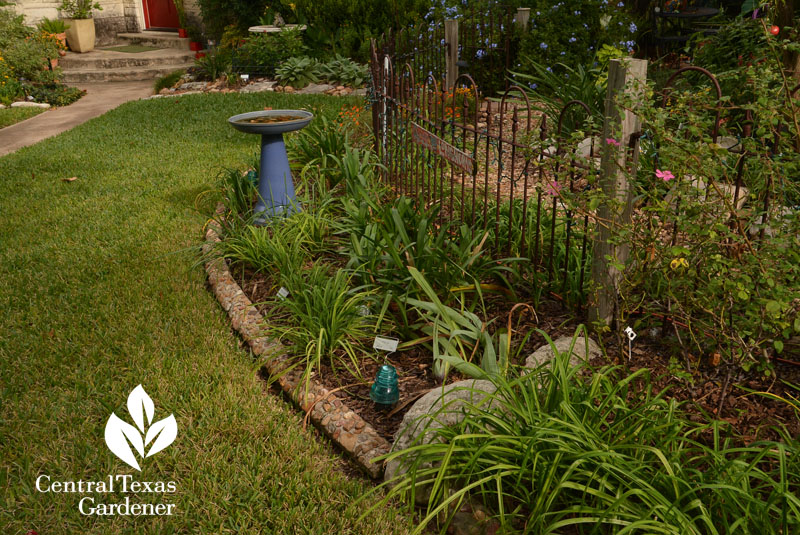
(515, 8, 531, 31)
(590, 58, 648, 327)
(445, 19, 458, 90)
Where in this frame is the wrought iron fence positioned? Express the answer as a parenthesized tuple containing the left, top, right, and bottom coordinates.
(369, 44, 600, 306)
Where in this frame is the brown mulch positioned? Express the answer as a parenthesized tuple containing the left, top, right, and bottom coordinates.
(231, 261, 800, 446)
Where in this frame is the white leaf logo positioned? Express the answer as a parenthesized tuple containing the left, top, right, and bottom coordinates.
(145, 415, 177, 457)
(104, 385, 177, 471)
(127, 384, 154, 433)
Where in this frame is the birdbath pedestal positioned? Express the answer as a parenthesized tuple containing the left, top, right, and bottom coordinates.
(228, 110, 313, 225)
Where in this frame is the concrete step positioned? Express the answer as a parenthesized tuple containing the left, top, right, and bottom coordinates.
(61, 63, 194, 83)
(117, 31, 190, 50)
(60, 48, 195, 70)
(59, 47, 196, 83)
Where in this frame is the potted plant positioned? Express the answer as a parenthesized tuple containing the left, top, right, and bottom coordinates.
(59, 0, 102, 53)
(187, 25, 203, 51)
(172, 0, 187, 37)
(37, 18, 70, 56)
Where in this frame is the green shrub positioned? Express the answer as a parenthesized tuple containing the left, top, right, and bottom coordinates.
(0, 11, 61, 84)
(153, 69, 185, 92)
(21, 82, 83, 106)
(403, 267, 533, 379)
(341, 194, 520, 306)
(271, 264, 376, 388)
(515, 0, 638, 78)
(275, 56, 319, 88)
(216, 167, 257, 223)
(0, 53, 22, 104)
(610, 45, 800, 370)
(212, 222, 308, 276)
(511, 44, 625, 132)
(316, 54, 368, 87)
(286, 114, 351, 180)
(196, 0, 270, 40)
(237, 28, 306, 76)
(293, 0, 428, 61)
(693, 17, 771, 105)
(37, 17, 70, 34)
(58, 0, 102, 19)
(194, 48, 230, 81)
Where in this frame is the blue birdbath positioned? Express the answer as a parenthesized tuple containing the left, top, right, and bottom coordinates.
(228, 110, 313, 225)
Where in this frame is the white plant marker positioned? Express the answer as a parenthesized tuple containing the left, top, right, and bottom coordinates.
(277, 287, 289, 300)
(624, 326, 637, 360)
(373, 336, 399, 353)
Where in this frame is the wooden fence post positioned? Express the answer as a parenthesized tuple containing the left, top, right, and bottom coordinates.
(515, 8, 531, 31)
(445, 19, 458, 90)
(590, 58, 648, 328)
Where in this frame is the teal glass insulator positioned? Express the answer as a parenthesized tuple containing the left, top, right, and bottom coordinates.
(245, 169, 259, 187)
(370, 365, 399, 405)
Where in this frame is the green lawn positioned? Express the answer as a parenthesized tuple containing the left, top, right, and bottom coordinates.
(0, 106, 46, 129)
(0, 92, 409, 534)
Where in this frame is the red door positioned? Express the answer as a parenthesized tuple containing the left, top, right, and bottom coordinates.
(143, 0, 180, 29)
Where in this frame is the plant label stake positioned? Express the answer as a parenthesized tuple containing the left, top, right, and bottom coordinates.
(240, 74, 249, 82)
(277, 287, 289, 301)
(373, 336, 398, 353)
(624, 326, 637, 360)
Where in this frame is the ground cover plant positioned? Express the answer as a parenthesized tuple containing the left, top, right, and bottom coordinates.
(369, 329, 800, 534)
(0, 90, 412, 534)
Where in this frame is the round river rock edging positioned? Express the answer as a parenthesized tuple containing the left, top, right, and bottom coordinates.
(203, 220, 390, 478)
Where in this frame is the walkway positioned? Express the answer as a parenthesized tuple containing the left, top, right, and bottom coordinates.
(0, 80, 153, 157)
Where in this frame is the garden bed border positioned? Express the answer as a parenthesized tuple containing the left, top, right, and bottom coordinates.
(203, 217, 391, 478)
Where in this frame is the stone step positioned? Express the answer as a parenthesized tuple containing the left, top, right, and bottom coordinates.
(61, 63, 193, 83)
(59, 47, 196, 83)
(117, 31, 190, 50)
(60, 48, 195, 70)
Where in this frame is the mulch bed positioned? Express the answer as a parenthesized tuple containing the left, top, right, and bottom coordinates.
(231, 260, 800, 445)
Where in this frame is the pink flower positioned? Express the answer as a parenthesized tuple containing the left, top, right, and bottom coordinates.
(544, 180, 562, 196)
(655, 169, 674, 182)
(605, 138, 620, 147)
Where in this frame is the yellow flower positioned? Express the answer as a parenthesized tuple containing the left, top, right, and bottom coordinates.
(670, 257, 689, 270)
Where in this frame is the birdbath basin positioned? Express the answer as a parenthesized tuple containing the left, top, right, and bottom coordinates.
(228, 109, 313, 224)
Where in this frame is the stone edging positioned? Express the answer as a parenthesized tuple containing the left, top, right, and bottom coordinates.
(202, 222, 391, 478)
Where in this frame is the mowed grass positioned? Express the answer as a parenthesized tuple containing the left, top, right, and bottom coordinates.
(0, 92, 410, 534)
(0, 106, 46, 129)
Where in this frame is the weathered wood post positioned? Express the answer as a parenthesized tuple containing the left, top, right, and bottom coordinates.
(445, 19, 459, 90)
(515, 8, 531, 31)
(590, 58, 648, 327)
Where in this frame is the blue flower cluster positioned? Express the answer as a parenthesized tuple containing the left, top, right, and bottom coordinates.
(518, 0, 639, 76)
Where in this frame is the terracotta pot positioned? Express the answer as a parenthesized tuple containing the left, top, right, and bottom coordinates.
(63, 18, 95, 53)
(189, 41, 202, 51)
(195, 52, 206, 59)
(178, 28, 188, 38)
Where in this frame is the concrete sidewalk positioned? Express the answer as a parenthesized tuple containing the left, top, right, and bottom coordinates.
(0, 81, 153, 157)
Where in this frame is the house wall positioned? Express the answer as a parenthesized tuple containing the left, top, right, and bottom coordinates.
(11, 0, 203, 46)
